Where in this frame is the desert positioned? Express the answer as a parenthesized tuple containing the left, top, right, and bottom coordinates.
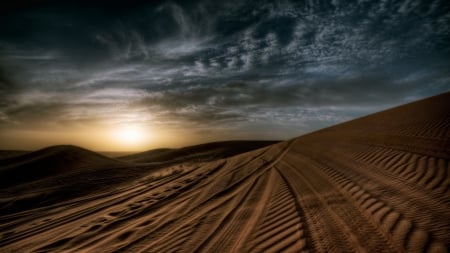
(1, 92, 449, 252)
(1, 1, 449, 252)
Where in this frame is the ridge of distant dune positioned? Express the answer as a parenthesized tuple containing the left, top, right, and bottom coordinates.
(0, 150, 29, 160)
(0, 92, 449, 252)
(118, 140, 280, 164)
(0, 145, 125, 189)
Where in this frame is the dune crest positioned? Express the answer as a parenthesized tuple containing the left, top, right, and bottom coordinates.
(0, 145, 125, 188)
(119, 140, 280, 164)
(1, 92, 449, 252)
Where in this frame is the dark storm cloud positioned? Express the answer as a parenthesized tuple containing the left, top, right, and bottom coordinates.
(0, 0, 449, 137)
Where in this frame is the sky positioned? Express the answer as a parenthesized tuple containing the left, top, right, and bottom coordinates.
(0, 0, 449, 151)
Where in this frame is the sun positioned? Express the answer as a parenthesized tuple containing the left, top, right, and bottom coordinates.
(113, 126, 147, 146)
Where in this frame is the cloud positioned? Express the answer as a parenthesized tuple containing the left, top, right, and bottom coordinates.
(0, 0, 449, 140)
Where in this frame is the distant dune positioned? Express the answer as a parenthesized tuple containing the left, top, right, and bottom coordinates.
(0, 145, 126, 188)
(0, 92, 449, 252)
(119, 140, 280, 164)
(0, 150, 29, 160)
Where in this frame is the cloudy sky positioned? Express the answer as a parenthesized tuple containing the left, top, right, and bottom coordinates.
(0, 0, 449, 151)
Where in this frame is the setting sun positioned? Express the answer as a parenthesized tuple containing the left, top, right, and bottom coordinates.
(112, 126, 148, 147)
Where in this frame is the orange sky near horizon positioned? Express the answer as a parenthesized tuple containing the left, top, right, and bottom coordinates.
(0, 126, 193, 152)
(0, 122, 281, 152)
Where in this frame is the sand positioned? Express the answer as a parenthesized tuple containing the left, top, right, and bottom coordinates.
(0, 92, 449, 252)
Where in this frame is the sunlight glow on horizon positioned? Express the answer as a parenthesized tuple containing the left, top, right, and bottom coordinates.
(112, 125, 149, 148)
(0, 120, 217, 152)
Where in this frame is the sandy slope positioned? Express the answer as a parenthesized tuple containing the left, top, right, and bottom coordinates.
(0, 92, 449, 252)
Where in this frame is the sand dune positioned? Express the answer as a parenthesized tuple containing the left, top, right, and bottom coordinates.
(0, 92, 449, 252)
(0, 141, 278, 216)
(0, 151, 29, 160)
(119, 140, 279, 164)
(0, 145, 126, 188)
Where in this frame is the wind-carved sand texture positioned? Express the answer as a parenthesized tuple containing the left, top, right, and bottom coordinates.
(0, 92, 449, 252)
